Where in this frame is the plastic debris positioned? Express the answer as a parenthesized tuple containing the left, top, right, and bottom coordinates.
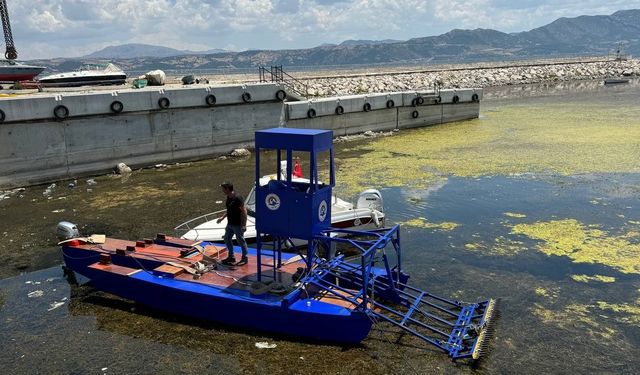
(155, 164, 167, 168)
(181, 75, 195, 85)
(86, 179, 97, 186)
(52, 209, 65, 213)
(255, 342, 277, 349)
(27, 290, 44, 298)
(47, 301, 65, 311)
(43, 183, 56, 196)
(116, 163, 132, 174)
(142, 70, 166, 86)
(230, 148, 251, 157)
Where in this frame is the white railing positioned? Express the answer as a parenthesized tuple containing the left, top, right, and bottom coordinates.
(174, 209, 226, 234)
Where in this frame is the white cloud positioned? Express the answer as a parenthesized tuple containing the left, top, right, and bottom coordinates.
(27, 6, 67, 32)
(4, 0, 640, 59)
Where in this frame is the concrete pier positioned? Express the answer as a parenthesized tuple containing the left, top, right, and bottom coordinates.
(0, 84, 481, 188)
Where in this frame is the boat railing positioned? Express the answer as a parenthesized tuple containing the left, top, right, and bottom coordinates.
(174, 209, 226, 234)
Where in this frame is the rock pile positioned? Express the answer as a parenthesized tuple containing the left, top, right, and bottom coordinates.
(301, 59, 640, 97)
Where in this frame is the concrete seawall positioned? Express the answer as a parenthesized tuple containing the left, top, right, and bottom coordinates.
(0, 84, 482, 188)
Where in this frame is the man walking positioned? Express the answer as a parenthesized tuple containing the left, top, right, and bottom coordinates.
(216, 181, 249, 266)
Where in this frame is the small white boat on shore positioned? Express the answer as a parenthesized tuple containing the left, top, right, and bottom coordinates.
(38, 63, 126, 87)
(175, 175, 385, 244)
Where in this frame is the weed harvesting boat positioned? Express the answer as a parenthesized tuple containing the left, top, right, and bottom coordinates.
(58, 128, 497, 362)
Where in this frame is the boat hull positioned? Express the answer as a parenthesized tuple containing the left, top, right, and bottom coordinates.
(39, 74, 127, 87)
(0, 71, 45, 82)
(62, 246, 373, 344)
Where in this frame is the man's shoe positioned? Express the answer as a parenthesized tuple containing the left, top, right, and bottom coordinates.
(221, 257, 236, 265)
(236, 257, 248, 266)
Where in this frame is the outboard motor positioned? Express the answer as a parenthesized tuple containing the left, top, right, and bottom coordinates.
(356, 189, 384, 212)
(57, 221, 80, 242)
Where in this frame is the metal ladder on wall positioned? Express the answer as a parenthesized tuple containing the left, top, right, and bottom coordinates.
(258, 65, 309, 99)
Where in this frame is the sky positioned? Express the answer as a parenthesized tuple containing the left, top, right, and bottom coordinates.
(7, 0, 640, 60)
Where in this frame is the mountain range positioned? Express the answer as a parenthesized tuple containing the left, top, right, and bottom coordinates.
(83, 44, 227, 59)
(29, 9, 640, 73)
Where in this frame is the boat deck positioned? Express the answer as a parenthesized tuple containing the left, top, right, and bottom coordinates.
(71, 235, 370, 310)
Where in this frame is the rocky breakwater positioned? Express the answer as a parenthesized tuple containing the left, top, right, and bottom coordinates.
(301, 59, 640, 97)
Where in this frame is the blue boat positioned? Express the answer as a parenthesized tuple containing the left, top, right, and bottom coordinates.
(59, 128, 496, 361)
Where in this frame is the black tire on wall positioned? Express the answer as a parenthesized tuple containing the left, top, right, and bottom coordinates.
(205, 94, 217, 106)
(158, 97, 170, 109)
(416, 96, 425, 105)
(0, 109, 5, 122)
(411, 110, 419, 119)
(307, 108, 317, 118)
(453, 95, 460, 104)
(386, 100, 395, 109)
(242, 92, 252, 102)
(110, 100, 124, 113)
(53, 105, 69, 120)
(275, 90, 286, 101)
(335, 105, 344, 115)
(472, 93, 479, 102)
(363, 102, 372, 112)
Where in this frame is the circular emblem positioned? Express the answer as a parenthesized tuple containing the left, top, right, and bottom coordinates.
(354, 218, 361, 226)
(318, 200, 328, 222)
(265, 193, 281, 211)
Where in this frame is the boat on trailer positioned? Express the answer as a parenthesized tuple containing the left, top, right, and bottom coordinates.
(59, 128, 497, 362)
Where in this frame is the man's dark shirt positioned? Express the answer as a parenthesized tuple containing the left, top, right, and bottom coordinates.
(226, 195, 244, 226)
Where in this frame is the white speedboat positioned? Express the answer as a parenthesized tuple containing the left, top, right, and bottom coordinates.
(38, 63, 126, 87)
(175, 175, 385, 244)
(0, 60, 45, 82)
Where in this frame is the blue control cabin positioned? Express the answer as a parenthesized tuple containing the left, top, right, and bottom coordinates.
(254, 128, 335, 280)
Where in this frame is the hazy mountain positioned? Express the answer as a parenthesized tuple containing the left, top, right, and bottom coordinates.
(339, 39, 402, 47)
(83, 43, 227, 59)
(32, 9, 640, 73)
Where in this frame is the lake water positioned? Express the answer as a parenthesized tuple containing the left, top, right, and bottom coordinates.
(1, 79, 639, 374)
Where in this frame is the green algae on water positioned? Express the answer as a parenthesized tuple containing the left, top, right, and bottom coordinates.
(336, 103, 640, 194)
(531, 303, 617, 340)
(504, 212, 527, 218)
(462, 236, 527, 256)
(570, 274, 616, 283)
(534, 287, 559, 301)
(401, 217, 460, 231)
(511, 219, 640, 274)
(596, 291, 640, 325)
